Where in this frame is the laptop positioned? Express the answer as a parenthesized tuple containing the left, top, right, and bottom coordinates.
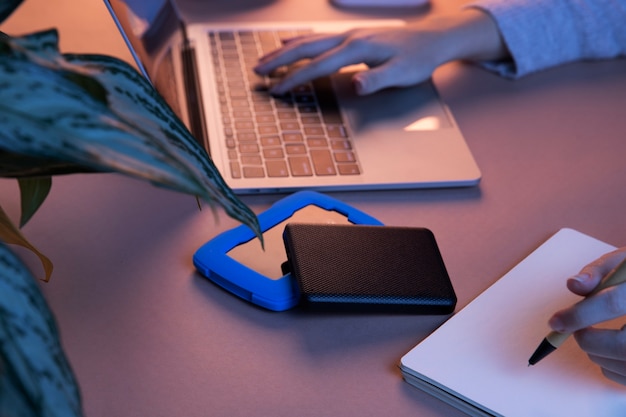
(103, 0, 481, 194)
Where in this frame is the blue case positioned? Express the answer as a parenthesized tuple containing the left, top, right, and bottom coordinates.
(193, 191, 383, 311)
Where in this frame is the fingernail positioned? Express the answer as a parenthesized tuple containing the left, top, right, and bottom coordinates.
(571, 273, 591, 284)
(569, 273, 593, 291)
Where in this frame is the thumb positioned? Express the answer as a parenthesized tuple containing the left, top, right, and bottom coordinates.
(351, 63, 430, 95)
(351, 71, 387, 95)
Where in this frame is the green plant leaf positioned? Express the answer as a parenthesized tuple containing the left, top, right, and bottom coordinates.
(0, 150, 96, 178)
(0, 242, 82, 416)
(0, 29, 261, 240)
(18, 177, 52, 228)
(0, 205, 53, 281)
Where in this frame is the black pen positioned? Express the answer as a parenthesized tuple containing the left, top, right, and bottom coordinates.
(528, 257, 626, 366)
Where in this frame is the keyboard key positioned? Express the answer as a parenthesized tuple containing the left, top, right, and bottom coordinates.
(301, 115, 322, 125)
(307, 138, 328, 147)
(334, 151, 356, 162)
(311, 149, 337, 176)
(239, 143, 260, 153)
(283, 132, 304, 142)
(266, 160, 289, 177)
(277, 111, 298, 120)
(259, 125, 278, 135)
(235, 121, 255, 130)
(261, 136, 281, 146)
(218, 32, 236, 41)
(257, 31, 275, 43)
(288, 156, 313, 176)
(228, 89, 249, 99)
(331, 140, 352, 150)
(238, 31, 255, 41)
(231, 99, 250, 108)
(243, 166, 265, 178)
(263, 148, 284, 159)
(253, 102, 273, 112)
(236, 132, 257, 142)
(283, 133, 304, 142)
(223, 60, 242, 68)
(337, 164, 360, 175)
(234, 110, 253, 118)
(230, 161, 242, 178)
(228, 78, 246, 87)
(326, 125, 347, 138)
(256, 114, 276, 124)
(285, 144, 307, 155)
(280, 121, 300, 131)
(241, 155, 263, 165)
(304, 126, 325, 136)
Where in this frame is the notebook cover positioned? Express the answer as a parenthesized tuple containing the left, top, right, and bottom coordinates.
(400, 228, 624, 417)
(282, 224, 456, 314)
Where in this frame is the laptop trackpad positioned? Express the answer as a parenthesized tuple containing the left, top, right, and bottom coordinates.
(331, 71, 453, 134)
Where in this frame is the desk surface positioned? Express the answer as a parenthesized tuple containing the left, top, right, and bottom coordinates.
(2, 1, 626, 416)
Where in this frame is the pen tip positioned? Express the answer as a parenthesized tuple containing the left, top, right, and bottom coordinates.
(528, 338, 557, 366)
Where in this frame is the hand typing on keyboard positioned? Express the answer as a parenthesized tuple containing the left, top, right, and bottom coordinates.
(253, 8, 506, 96)
(210, 30, 361, 179)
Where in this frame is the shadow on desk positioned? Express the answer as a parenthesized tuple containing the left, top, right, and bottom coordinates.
(439, 59, 626, 113)
(191, 270, 450, 356)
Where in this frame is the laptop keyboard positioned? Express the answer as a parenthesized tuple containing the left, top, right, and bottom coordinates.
(208, 30, 361, 179)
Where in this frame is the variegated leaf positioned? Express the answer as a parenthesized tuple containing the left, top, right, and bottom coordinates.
(0, 242, 82, 416)
(0, 150, 94, 178)
(0, 29, 261, 239)
(0, 0, 23, 23)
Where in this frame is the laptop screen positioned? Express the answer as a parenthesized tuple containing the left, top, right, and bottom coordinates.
(104, 0, 190, 119)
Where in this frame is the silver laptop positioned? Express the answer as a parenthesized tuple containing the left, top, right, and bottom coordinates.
(104, 0, 481, 194)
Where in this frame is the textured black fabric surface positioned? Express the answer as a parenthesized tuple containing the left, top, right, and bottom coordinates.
(283, 224, 456, 314)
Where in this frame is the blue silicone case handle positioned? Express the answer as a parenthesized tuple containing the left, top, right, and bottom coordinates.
(193, 191, 383, 311)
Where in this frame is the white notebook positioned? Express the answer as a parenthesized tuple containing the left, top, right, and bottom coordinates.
(400, 228, 626, 417)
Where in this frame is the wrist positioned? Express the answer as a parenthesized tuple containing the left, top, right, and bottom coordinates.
(434, 8, 509, 65)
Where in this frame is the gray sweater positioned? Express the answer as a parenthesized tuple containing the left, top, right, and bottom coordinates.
(469, 0, 626, 78)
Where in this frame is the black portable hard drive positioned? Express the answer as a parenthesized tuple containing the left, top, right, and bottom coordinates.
(282, 224, 456, 314)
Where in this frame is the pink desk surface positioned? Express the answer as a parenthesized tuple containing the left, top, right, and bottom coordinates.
(2, 0, 626, 416)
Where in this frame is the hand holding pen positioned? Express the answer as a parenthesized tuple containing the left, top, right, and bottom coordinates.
(529, 247, 626, 386)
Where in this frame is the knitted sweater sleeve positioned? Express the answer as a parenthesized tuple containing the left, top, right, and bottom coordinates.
(466, 0, 626, 78)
